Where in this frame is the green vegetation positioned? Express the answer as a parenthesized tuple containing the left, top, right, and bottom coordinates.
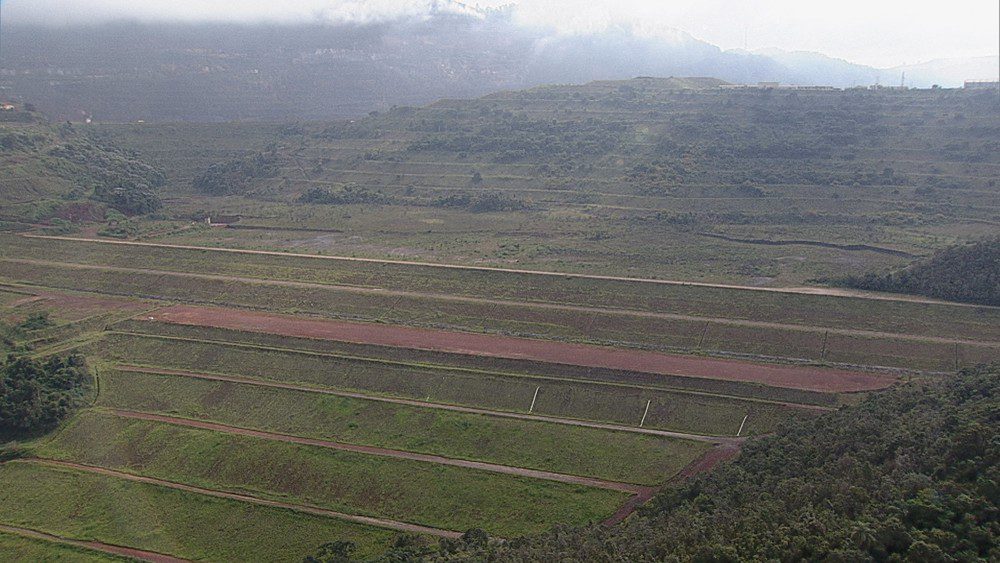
(0, 121, 164, 217)
(834, 238, 1000, 306)
(97, 368, 706, 485)
(89, 83, 999, 287)
(0, 531, 125, 562)
(415, 364, 1000, 561)
(1, 313, 56, 353)
(95, 332, 810, 436)
(110, 320, 837, 406)
(1, 80, 997, 560)
(3, 233, 997, 372)
(299, 185, 389, 205)
(0, 354, 88, 440)
(192, 150, 282, 195)
(429, 191, 529, 212)
(40, 411, 629, 536)
(0, 461, 398, 561)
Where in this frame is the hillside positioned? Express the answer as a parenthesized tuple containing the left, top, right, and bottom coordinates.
(0, 77, 997, 561)
(93, 78, 1000, 286)
(0, 112, 165, 227)
(368, 363, 1000, 561)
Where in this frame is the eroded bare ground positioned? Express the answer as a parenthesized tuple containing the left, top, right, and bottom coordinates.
(144, 304, 896, 393)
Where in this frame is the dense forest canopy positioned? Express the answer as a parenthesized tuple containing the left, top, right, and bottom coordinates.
(309, 364, 999, 562)
(0, 354, 89, 440)
(834, 239, 1000, 306)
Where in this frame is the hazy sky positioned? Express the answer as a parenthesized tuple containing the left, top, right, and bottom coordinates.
(2, 0, 998, 68)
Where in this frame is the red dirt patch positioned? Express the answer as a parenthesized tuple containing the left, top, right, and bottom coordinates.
(143, 305, 895, 393)
(602, 443, 741, 526)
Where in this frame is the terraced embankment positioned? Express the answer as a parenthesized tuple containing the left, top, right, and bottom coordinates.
(2, 233, 998, 371)
(142, 304, 895, 393)
(1, 228, 993, 560)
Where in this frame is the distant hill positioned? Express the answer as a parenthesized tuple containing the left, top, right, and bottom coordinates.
(2, 11, 988, 122)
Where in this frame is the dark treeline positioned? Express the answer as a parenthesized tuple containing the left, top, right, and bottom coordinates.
(307, 363, 999, 562)
(833, 238, 1000, 306)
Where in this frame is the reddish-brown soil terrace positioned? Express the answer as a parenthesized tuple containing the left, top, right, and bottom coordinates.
(142, 305, 895, 393)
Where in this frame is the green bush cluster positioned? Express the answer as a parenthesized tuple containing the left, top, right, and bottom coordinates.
(298, 185, 388, 205)
(49, 137, 165, 214)
(192, 150, 281, 195)
(836, 238, 1000, 306)
(429, 190, 528, 212)
(0, 354, 88, 440)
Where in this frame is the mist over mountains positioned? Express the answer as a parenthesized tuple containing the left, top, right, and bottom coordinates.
(1, 8, 995, 122)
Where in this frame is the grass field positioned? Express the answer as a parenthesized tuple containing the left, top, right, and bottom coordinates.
(96, 368, 707, 485)
(93, 332, 814, 436)
(36, 411, 629, 536)
(0, 531, 124, 562)
(0, 461, 399, 561)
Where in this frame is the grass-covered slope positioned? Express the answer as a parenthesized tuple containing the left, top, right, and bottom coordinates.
(378, 364, 999, 561)
(834, 238, 1000, 306)
(0, 117, 164, 223)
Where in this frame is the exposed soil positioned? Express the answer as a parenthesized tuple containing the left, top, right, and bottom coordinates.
(145, 305, 896, 393)
(9, 290, 147, 318)
(602, 443, 741, 526)
(110, 409, 647, 493)
(0, 523, 188, 563)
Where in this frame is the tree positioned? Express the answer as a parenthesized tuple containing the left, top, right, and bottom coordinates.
(0, 354, 88, 439)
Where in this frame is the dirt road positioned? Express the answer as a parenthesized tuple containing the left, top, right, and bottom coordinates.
(0, 523, 189, 563)
(601, 443, 742, 526)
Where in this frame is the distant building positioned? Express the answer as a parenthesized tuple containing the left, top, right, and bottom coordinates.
(964, 80, 1000, 90)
